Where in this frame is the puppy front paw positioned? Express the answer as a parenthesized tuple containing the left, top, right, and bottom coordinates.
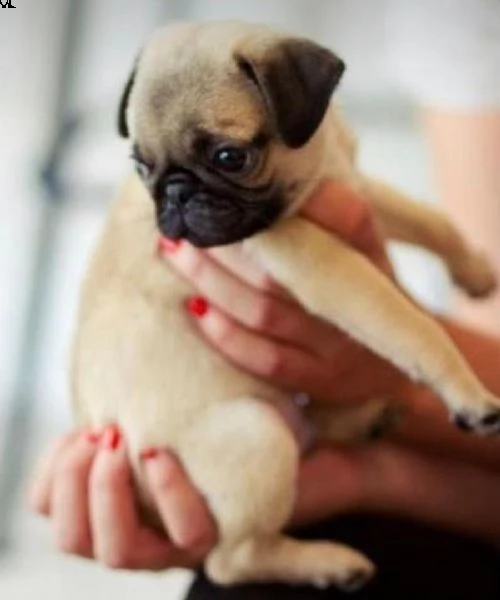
(451, 397, 500, 435)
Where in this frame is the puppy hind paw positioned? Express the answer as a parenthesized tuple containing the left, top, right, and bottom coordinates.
(311, 570, 373, 593)
(312, 563, 375, 593)
(338, 568, 375, 594)
(452, 253, 497, 299)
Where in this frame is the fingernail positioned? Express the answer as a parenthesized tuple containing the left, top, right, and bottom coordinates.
(140, 448, 159, 461)
(85, 431, 101, 445)
(186, 297, 209, 318)
(158, 237, 181, 255)
(102, 426, 121, 452)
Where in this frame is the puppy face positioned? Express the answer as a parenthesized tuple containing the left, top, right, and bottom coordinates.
(119, 22, 345, 247)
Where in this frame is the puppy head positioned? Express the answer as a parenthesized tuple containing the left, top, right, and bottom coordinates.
(119, 22, 345, 247)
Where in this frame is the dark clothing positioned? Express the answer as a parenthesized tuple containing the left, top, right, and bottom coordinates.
(186, 515, 500, 600)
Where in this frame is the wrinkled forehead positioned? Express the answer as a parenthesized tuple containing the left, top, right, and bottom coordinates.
(129, 31, 266, 163)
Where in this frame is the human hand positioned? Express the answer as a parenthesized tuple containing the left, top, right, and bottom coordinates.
(293, 438, 500, 542)
(27, 427, 217, 570)
(29, 425, 500, 571)
(27, 427, 363, 569)
(159, 180, 410, 404)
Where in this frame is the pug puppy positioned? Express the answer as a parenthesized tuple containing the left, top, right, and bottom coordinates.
(72, 21, 499, 591)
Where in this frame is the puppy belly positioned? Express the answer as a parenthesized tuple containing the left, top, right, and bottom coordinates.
(267, 395, 315, 453)
(73, 280, 308, 447)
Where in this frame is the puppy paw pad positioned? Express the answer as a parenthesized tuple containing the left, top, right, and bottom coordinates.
(481, 411, 500, 427)
(312, 577, 330, 590)
(339, 569, 374, 593)
(452, 414, 474, 433)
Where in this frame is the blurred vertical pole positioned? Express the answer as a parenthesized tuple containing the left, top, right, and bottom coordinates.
(0, 0, 84, 554)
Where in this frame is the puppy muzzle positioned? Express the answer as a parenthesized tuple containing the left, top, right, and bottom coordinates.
(157, 171, 282, 248)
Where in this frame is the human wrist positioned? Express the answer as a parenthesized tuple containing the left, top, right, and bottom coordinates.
(353, 443, 397, 514)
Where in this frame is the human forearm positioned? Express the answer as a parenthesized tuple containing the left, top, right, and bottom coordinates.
(293, 440, 500, 543)
(358, 441, 500, 543)
(422, 108, 500, 335)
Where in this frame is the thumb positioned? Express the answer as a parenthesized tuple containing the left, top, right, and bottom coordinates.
(302, 180, 393, 275)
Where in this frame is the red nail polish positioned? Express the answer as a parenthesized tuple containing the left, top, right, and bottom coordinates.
(158, 237, 181, 255)
(187, 297, 209, 318)
(140, 448, 159, 461)
(85, 431, 101, 445)
(102, 426, 121, 451)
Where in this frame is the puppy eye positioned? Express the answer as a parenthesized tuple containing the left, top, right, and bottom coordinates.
(210, 145, 257, 175)
(133, 159, 152, 180)
(130, 146, 153, 180)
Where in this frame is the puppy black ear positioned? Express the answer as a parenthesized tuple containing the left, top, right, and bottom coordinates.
(117, 66, 137, 138)
(236, 39, 345, 148)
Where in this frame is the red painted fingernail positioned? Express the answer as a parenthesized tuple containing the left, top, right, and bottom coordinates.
(85, 431, 101, 445)
(102, 426, 121, 451)
(187, 297, 209, 318)
(158, 237, 181, 255)
(140, 448, 159, 461)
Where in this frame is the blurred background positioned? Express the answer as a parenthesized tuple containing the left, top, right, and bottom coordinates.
(0, 1, 498, 598)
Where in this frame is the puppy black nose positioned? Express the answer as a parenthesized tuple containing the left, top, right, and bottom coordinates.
(165, 172, 198, 204)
